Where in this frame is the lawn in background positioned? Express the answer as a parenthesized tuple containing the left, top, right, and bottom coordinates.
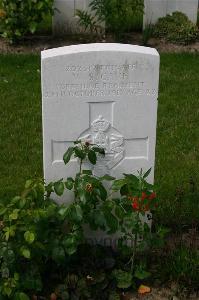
(0, 53, 199, 225)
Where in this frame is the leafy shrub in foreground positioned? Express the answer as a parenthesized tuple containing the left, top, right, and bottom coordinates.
(0, 180, 61, 298)
(0, 0, 54, 43)
(153, 11, 199, 45)
(0, 141, 161, 298)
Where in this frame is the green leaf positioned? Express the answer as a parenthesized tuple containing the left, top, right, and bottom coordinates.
(123, 173, 139, 185)
(93, 210, 106, 228)
(24, 231, 35, 244)
(104, 211, 118, 234)
(112, 269, 132, 289)
(120, 184, 128, 196)
(45, 182, 54, 193)
(96, 185, 107, 201)
(74, 147, 86, 159)
(25, 179, 32, 189)
(37, 1, 43, 9)
(143, 168, 152, 179)
(52, 246, 65, 263)
(11, 196, 21, 204)
(82, 169, 92, 175)
(92, 146, 105, 155)
(112, 179, 125, 191)
(145, 182, 154, 190)
(54, 181, 64, 196)
(78, 189, 87, 204)
(108, 292, 120, 300)
(9, 209, 19, 220)
(65, 245, 77, 256)
(58, 206, 68, 217)
(19, 198, 26, 208)
(65, 177, 74, 190)
(75, 205, 83, 221)
(4, 287, 12, 297)
(15, 292, 30, 300)
(20, 247, 31, 259)
(115, 205, 125, 219)
(10, 3, 17, 9)
(29, 22, 37, 34)
(15, 29, 22, 37)
(62, 236, 78, 256)
(124, 173, 139, 179)
(5, 231, 9, 241)
(14, 273, 19, 281)
(68, 205, 83, 222)
(134, 269, 151, 280)
(0, 207, 7, 216)
(100, 174, 115, 181)
(63, 147, 74, 164)
(88, 150, 97, 165)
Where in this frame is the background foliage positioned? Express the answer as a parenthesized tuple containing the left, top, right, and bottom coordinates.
(153, 11, 199, 45)
(76, 0, 144, 40)
(0, 0, 54, 43)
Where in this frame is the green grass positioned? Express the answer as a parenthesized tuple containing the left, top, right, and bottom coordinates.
(156, 53, 199, 224)
(0, 55, 42, 200)
(0, 53, 199, 225)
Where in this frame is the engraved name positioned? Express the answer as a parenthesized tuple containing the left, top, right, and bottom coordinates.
(65, 61, 153, 73)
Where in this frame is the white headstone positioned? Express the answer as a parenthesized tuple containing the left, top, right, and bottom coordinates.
(41, 44, 159, 204)
(53, 0, 90, 34)
(143, 0, 198, 28)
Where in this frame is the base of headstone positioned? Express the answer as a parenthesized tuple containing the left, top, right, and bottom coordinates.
(85, 211, 152, 249)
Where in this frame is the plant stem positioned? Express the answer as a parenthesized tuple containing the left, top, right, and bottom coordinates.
(131, 231, 138, 272)
(79, 159, 82, 174)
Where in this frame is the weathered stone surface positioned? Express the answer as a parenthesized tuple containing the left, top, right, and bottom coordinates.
(41, 43, 159, 205)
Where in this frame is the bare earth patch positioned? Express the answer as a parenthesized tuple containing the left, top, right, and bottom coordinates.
(121, 284, 199, 300)
(0, 33, 199, 54)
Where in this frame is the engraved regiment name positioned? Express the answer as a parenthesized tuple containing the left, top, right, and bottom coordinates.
(43, 62, 157, 99)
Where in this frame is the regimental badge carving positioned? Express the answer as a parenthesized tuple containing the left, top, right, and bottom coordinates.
(79, 115, 125, 176)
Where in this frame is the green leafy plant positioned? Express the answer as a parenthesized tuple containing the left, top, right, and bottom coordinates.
(142, 23, 154, 46)
(76, 0, 144, 40)
(75, 9, 103, 36)
(0, 0, 54, 43)
(0, 179, 68, 298)
(112, 269, 133, 289)
(0, 141, 161, 298)
(153, 11, 199, 45)
(60, 142, 159, 275)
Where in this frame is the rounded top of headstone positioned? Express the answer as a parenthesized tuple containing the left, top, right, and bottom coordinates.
(41, 43, 159, 60)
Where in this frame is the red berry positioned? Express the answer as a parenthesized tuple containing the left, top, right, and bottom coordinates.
(141, 192, 147, 200)
(149, 192, 156, 200)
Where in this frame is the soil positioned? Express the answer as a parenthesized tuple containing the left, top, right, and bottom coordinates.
(1, 32, 199, 54)
(121, 283, 199, 300)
